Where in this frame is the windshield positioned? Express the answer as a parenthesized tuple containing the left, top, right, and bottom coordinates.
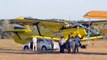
(45, 39, 51, 42)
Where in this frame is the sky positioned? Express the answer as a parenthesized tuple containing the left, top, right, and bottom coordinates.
(0, 0, 107, 20)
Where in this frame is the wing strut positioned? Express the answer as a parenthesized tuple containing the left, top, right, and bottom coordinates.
(33, 22, 42, 36)
(88, 19, 91, 43)
(14, 32, 22, 40)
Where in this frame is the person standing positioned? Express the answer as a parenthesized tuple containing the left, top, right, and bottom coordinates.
(66, 35, 71, 53)
(70, 36, 75, 53)
(59, 36, 65, 53)
(73, 35, 81, 53)
(50, 37, 54, 52)
(32, 35, 37, 51)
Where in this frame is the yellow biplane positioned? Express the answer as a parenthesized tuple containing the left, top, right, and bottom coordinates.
(6, 17, 102, 44)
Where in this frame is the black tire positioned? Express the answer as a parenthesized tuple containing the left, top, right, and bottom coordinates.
(80, 45, 87, 49)
(41, 46, 47, 51)
(23, 46, 29, 50)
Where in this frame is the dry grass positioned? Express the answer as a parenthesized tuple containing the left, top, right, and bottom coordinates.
(0, 39, 107, 60)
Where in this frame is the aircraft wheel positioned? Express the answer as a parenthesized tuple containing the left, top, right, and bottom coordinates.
(23, 46, 29, 50)
(41, 46, 47, 51)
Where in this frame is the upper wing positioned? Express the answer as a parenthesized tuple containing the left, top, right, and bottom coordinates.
(84, 11, 107, 19)
(10, 17, 64, 30)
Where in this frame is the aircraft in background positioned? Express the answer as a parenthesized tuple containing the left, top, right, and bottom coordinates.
(84, 11, 107, 39)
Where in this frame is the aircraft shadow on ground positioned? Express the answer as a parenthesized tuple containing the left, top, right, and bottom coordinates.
(0, 49, 107, 55)
(0, 48, 19, 51)
(78, 52, 107, 55)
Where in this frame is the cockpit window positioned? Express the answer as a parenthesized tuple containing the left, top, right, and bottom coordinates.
(14, 24, 25, 29)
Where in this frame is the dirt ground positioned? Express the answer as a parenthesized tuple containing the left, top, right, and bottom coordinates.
(0, 39, 107, 60)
